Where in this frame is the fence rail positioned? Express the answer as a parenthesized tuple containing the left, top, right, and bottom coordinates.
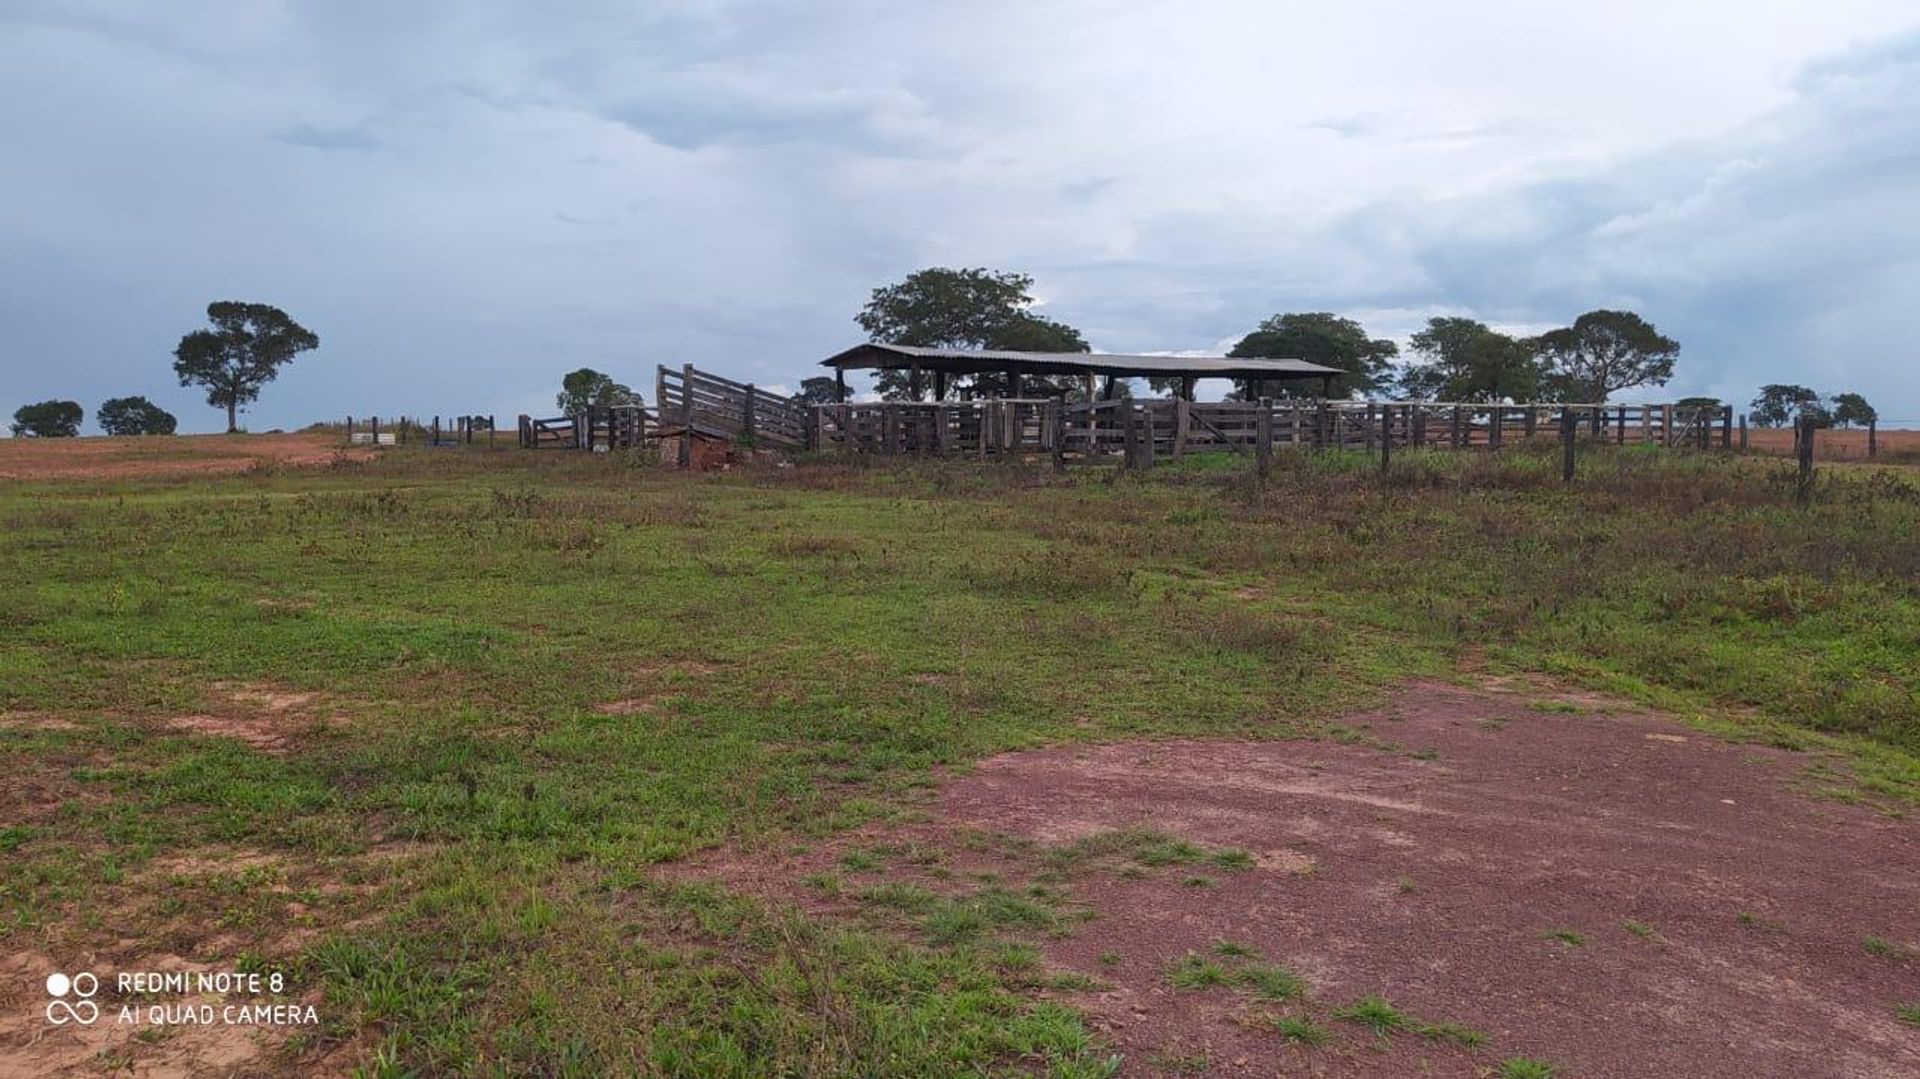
(811, 399, 1734, 460)
(517, 405, 652, 451)
(656, 364, 808, 449)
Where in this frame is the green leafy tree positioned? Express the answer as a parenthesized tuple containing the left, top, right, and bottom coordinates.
(1829, 392, 1877, 428)
(1749, 384, 1823, 428)
(855, 267, 1089, 400)
(794, 377, 842, 405)
(97, 396, 177, 435)
(1397, 317, 1543, 402)
(10, 399, 83, 437)
(1675, 396, 1722, 410)
(172, 302, 319, 432)
(556, 368, 641, 414)
(1532, 310, 1678, 402)
(1226, 313, 1398, 399)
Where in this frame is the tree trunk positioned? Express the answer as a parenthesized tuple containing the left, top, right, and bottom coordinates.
(226, 400, 237, 433)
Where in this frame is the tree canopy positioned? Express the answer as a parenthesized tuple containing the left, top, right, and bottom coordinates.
(1227, 313, 1397, 399)
(1532, 310, 1678, 402)
(1397, 317, 1542, 402)
(97, 396, 177, 436)
(1749, 384, 1824, 428)
(556, 368, 641, 414)
(172, 302, 319, 432)
(855, 267, 1088, 400)
(794, 377, 842, 405)
(11, 400, 83, 437)
(1829, 392, 1877, 428)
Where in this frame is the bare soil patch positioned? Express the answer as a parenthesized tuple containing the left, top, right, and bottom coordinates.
(0, 433, 373, 481)
(684, 681, 1920, 1078)
(161, 682, 343, 752)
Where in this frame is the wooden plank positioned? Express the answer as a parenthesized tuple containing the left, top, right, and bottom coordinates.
(1255, 398, 1273, 479)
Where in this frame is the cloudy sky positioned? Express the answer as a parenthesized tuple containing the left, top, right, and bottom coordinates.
(4, 1, 1918, 432)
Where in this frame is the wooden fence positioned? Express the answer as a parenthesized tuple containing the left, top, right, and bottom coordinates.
(811, 399, 1734, 462)
(656, 364, 808, 450)
(346, 414, 497, 447)
(517, 405, 651, 451)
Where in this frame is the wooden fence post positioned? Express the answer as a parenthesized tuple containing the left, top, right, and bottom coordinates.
(1173, 397, 1190, 460)
(1523, 407, 1537, 440)
(1138, 403, 1155, 469)
(679, 363, 694, 468)
(1316, 400, 1330, 451)
(1291, 401, 1302, 448)
(1720, 405, 1732, 449)
(1489, 407, 1503, 452)
(1796, 414, 1815, 505)
(1049, 398, 1065, 473)
(1560, 406, 1576, 483)
(1379, 404, 1393, 475)
(1868, 419, 1878, 458)
(742, 385, 757, 444)
(1256, 397, 1274, 481)
(1451, 405, 1464, 449)
(1616, 405, 1627, 445)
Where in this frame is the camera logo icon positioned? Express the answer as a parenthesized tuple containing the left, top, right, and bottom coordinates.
(45, 972, 100, 1025)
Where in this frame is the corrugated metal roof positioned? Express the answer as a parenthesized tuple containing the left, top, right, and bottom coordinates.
(822, 343, 1340, 377)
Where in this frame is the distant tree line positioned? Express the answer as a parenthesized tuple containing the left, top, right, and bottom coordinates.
(848, 267, 1685, 404)
(11, 396, 178, 437)
(1747, 385, 1877, 429)
(10, 300, 319, 437)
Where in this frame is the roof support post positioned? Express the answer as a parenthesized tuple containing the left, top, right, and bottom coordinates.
(934, 370, 949, 401)
(1180, 375, 1195, 401)
(835, 366, 847, 403)
(1005, 366, 1019, 399)
(909, 364, 924, 401)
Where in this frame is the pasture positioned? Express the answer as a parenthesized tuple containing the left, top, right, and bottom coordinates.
(3, 438, 1919, 1076)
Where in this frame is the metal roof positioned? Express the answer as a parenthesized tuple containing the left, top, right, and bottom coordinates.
(822, 343, 1341, 379)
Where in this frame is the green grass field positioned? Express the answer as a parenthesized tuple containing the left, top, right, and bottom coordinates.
(3, 443, 1918, 1074)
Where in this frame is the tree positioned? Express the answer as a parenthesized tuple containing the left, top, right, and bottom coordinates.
(172, 302, 319, 432)
(855, 267, 1089, 400)
(1675, 396, 1722, 410)
(795, 377, 842, 405)
(10, 400, 82, 437)
(1397, 317, 1543, 402)
(1532, 310, 1678, 402)
(97, 396, 177, 435)
(1749, 384, 1823, 428)
(556, 368, 641, 414)
(1829, 392, 1877, 429)
(1226, 313, 1398, 399)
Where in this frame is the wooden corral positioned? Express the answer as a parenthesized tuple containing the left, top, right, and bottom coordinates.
(811, 398, 1734, 462)
(517, 405, 650, 451)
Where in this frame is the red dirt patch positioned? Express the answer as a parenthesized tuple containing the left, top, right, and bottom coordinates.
(0, 432, 373, 481)
(686, 681, 1920, 1077)
(162, 682, 343, 751)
